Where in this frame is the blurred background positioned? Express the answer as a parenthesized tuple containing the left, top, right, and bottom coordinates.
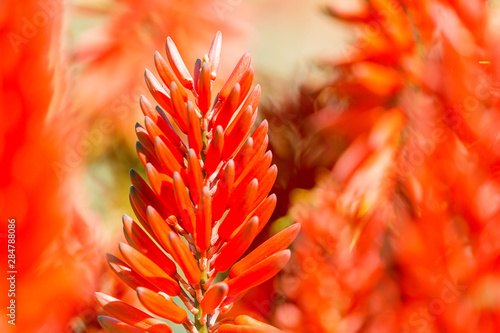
(2, 0, 500, 332)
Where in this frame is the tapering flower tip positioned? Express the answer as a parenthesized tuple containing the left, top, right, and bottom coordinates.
(147, 205, 181, 252)
(255, 164, 278, 204)
(129, 186, 151, 229)
(153, 51, 188, 102)
(196, 186, 212, 252)
(214, 217, 260, 273)
(118, 242, 180, 296)
(234, 148, 270, 194)
(200, 282, 228, 314)
(139, 94, 158, 121)
(214, 83, 241, 131)
(218, 178, 259, 241)
(106, 253, 160, 293)
(122, 214, 177, 277)
(144, 68, 171, 112)
(95, 292, 173, 333)
(135, 123, 155, 152)
(172, 171, 195, 234)
(193, 59, 202, 94)
(219, 50, 252, 102)
(204, 125, 224, 175)
(237, 66, 255, 103)
(208, 31, 222, 80)
(187, 149, 203, 204)
(198, 62, 212, 115)
(165, 36, 194, 90)
(145, 116, 184, 164)
(186, 102, 203, 154)
(136, 287, 188, 324)
(253, 194, 277, 234)
(230, 223, 301, 277)
(98, 316, 145, 333)
(233, 139, 254, 180)
(167, 231, 201, 285)
(141, 95, 187, 153)
(223, 106, 257, 159)
(155, 136, 183, 178)
(169, 81, 189, 132)
(226, 249, 291, 297)
(238, 84, 261, 117)
(145, 163, 178, 215)
(212, 159, 235, 221)
(136, 141, 149, 168)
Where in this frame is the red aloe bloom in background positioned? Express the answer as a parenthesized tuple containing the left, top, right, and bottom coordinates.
(270, 0, 500, 332)
(96, 32, 299, 333)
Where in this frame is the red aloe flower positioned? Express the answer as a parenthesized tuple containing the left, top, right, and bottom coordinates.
(96, 32, 298, 333)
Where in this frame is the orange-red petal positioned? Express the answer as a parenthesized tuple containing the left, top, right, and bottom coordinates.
(119, 242, 180, 296)
(214, 217, 259, 272)
(226, 250, 291, 297)
(195, 186, 212, 252)
(230, 223, 300, 277)
(136, 287, 187, 324)
(200, 282, 228, 314)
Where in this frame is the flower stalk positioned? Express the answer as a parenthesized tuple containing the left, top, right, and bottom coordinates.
(96, 32, 298, 333)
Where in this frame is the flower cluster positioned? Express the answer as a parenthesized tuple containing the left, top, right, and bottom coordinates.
(95, 32, 299, 333)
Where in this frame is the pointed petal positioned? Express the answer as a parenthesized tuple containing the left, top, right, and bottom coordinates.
(145, 163, 179, 215)
(212, 160, 235, 221)
(98, 316, 146, 333)
(214, 217, 259, 272)
(136, 287, 187, 324)
(218, 179, 258, 240)
(145, 116, 184, 164)
(196, 187, 212, 252)
(214, 83, 240, 131)
(208, 31, 222, 80)
(187, 149, 203, 204)
(167, 231, 201, 285)
(230, 223, 300, 277)
(166, 37, 194, 90)
(204, 125, 224, 175)
(187, 102, 203, 155)
(254, 165, 277, 204)
(200, 282, 228, 314)
(154, 51, 188, 101)
(198, 62, 212, 115)
(219, 51, 252, 102)
(173, 172, 195, 234)
(223, 105, 257, 159)
(95, 293, 173, 333)
(155, 137, 183, 177)
(253, 194, 277, 235)
(193, 59, 202, 94)
(144, 69, 172, 113)
(119, 243, 180, 296)
(130, 169, 169, 217)
(122, 214, 177, 276)
(233, 150, 272, 198)
(106, 253, 160, 293)
(226, 250, 290, 297)
(237, 66, 254, 104)
(169, 81, 189, 133)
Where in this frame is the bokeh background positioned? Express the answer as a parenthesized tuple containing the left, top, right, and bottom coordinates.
(2, 0, 500, 332)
